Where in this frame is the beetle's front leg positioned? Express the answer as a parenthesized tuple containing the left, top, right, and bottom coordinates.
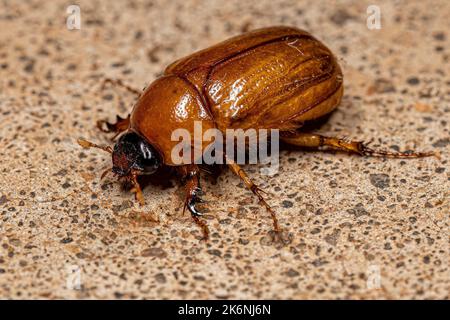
(281, 132, 435, 158)
(177, 165, 209, 240)
(130, 171, 145, 206)
(97, 114, 130, 140)
(97, 77, 142, 140)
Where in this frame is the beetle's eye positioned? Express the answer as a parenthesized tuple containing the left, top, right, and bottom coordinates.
(140, 142, 153, 160)
(139, 142, 160, 174)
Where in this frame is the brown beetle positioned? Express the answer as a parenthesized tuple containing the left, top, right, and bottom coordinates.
(79, 26, 434, 240)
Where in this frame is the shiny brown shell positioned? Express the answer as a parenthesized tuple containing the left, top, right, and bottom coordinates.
(130, 26, 343, 164)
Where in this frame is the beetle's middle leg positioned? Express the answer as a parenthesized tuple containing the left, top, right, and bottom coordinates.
(226, 160, 281, 234)
(177, 164, 209, 240)
(281, 132, 435, 158)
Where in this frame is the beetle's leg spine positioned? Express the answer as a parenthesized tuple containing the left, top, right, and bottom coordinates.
(178, 165, 209, 240)
(358, 142, 435, 158)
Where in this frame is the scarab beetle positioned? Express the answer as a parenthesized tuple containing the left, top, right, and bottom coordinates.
(79, 26, 434, 240)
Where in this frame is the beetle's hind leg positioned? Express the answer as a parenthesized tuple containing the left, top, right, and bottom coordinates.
(178, 165, 209, 240)
(281, 132, 435, 158)
(227, 160, 281, 234)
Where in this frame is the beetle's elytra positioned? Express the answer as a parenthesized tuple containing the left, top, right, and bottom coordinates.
(79, 26, 434, 240)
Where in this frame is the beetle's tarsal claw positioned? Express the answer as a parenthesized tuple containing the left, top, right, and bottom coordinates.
(96, 114, 130, 141)
(364, 138, 374, 148)
(96, 120, 114, 133)
(194, 187, 204, 196)
(187, 197, 209, 240)
(100, 167, 112, 180)
(186, 194, 205, 216)
(179, 165, 209, 240)
(196, 197, 206, 204)
(185, 191, 209, 240)
(252, 185, 280, 233)
(182, 201, 187, 216)
(358, 142, 435, 159)
(191, 215, 209, 241)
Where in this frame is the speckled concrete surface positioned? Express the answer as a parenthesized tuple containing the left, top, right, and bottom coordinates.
(0, 0, 448, 299)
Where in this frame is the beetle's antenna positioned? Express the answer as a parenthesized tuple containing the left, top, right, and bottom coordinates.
(77, 138, 112, 154)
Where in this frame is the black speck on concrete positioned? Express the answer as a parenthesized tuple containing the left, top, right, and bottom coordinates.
(286, 268, 299, 277)
(324, 229, 341, 246)
(0, 195, 8, 205)
(433, 31, 446, 41)
(407, 77, 420, 85)
(369, 174, 390, 189)
(141, 247, 167, 258)
(282, 200, 293, 208)
(435, 167, 445, 173)
(62, 182, 71, 189)
(329, 9, 354, 26)
(239, 238, 249, 245)
(154, 273, 167, 283)
(432, 138, 450, 148)
(60, 237, 73, 244)
(373, 78, 396, 93)
(347, 203, 369, 218)
(207, 249, 222, 257)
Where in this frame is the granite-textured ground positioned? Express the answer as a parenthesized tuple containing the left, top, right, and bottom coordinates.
(0, 0, 448, 299)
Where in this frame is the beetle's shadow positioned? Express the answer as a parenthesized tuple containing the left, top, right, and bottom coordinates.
(124, 164, 223, 193)
(298, 111, 334, 132)
(135, 166, 176, 191)
(281, 111, 335, 152)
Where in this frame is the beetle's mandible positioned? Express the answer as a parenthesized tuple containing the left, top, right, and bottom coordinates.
(78, 26, 434, 240)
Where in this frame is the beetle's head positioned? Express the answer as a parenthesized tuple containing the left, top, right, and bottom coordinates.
(111, 132, 161, 177)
